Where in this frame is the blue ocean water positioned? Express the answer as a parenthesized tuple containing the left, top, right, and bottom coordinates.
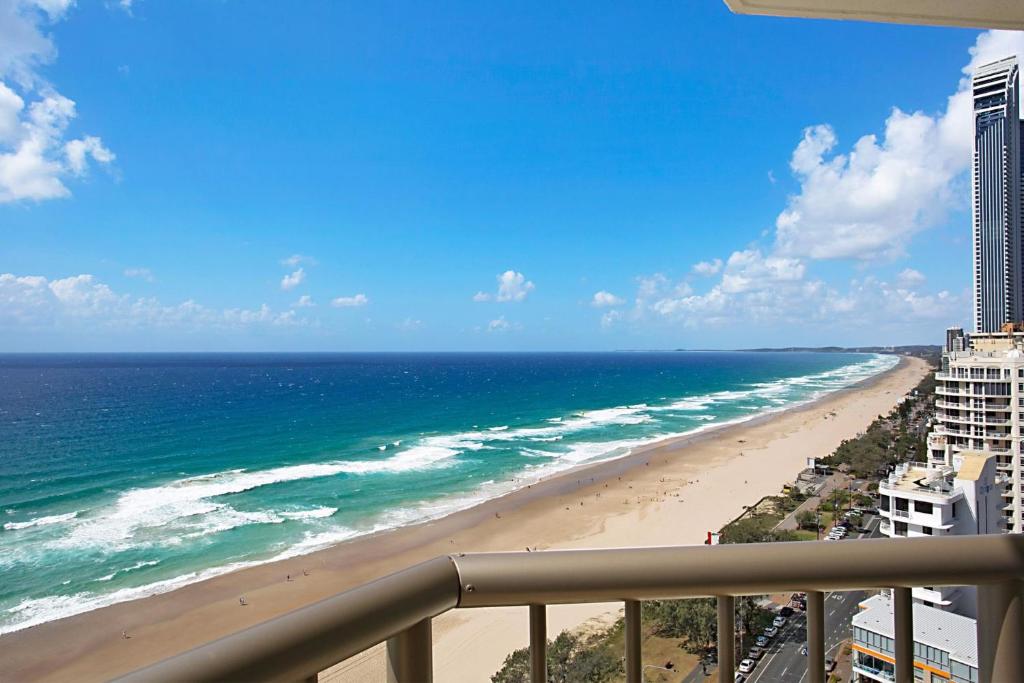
(0, 351, 897, 633)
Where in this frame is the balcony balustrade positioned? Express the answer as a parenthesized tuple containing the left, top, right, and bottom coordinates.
(113, 535, 1024, 683)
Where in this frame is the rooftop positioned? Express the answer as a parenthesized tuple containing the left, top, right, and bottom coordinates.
(881, 462, 957, 496)
(854, 593, 978, 667)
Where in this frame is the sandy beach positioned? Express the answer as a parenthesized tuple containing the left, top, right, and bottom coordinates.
(0, 355, 929, 682)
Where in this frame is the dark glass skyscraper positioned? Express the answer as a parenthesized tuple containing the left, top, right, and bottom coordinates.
(972, 57, 1022, 332)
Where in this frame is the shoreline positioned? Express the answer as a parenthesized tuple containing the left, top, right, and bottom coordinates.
(0, 354, 928, 682)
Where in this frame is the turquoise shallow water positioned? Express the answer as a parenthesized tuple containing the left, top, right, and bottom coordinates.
(0, 351, 897, 633)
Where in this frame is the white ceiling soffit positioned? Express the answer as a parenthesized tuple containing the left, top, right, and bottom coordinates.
(722, 0, 1024, 30)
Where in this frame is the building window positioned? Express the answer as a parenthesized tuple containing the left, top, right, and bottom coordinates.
(914, 500, 933, 514)
(880, 496, 890, 512)
(895, 521, 908, 536)
(895, 497, 909, 512)
(921, 526, 933, 535)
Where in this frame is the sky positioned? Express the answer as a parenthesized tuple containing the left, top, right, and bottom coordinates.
(1, 1, 1024, 352)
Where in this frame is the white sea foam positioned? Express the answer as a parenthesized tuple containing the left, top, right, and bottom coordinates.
(280, 506, 338, 521)
(3, 511, 78, 531)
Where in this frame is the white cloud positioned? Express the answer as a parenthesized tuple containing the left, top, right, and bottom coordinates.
(123, 266, 154, 282)
(331, 293, 368, 308)
(0, 272, 308, 330)
(493, 270, 534, 302)
(625, 264, 963, 332)
(896, 268, 926, 289)
(281, 254, 316, 268)
(600, 309, 621, 329)
(774, 30, 1024, 262)
(0, 1, 115, 203)
(397, 317, 422, 332)
(472, 291, 491, 302)
(591, 290, 624, 307)
(280, 268, 305, 291)
(692, 259, 723, 277)
(719, 249, 804, 294)
(486, 315, 521, 333)
(65, 136, 113, 174)
(292, 294, 314, 308)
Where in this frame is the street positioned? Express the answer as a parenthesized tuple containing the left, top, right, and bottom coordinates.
(742, 515, 880, 683)
(681, 516, 881, 683)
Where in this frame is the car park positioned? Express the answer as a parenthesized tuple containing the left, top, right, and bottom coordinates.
(738, 658, 756, 674)
(764, 626, 778, 638)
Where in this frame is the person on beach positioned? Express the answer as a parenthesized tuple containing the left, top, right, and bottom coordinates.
(121, 630, 129, 640)
(239, 597, 247, 606)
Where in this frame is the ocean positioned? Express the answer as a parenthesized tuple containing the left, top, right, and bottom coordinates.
(0, 351, 898, 633)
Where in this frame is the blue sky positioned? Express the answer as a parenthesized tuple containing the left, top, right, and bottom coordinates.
(1, 1, 1023, 351)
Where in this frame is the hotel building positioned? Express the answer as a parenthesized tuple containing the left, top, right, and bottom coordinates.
(972, 57, 1023, 333)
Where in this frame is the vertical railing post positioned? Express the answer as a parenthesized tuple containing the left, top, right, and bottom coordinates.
(806, 590, 825, 683)
(529, 604, 547, 683)
(386, 618, 432, 683)
(977, 580, 1024, 683)
(717, 595, 735, 683)
(625, 599, 641, 683)
(893, 587, 914, 683)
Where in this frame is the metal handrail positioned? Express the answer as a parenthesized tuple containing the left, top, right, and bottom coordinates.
(116, 535, 1024, 683)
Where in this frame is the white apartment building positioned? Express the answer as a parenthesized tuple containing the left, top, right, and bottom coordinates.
(877, 453, 1002, 616)
(929, 331, 1024, 533)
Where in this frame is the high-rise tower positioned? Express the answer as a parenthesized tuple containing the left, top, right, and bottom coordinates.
(972, 57, 1022, 333)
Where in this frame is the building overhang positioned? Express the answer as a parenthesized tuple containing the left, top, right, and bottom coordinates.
(721, 0, 1024, 30)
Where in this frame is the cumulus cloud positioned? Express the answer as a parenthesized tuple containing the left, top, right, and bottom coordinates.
(397, 317, 422, 332)
(774, 30, 1024, 261)
(591, 290, 624, 307)
(292, 294, 314, 308)
(497, 270, 535, 302)
(331, 293, 368, 308)
(280, 268, 305, 291)
(600, 309, 621, 329)
(472, 291, 491, 302)
(692, 259, 723, 277)
(0, 272, 307, 331)
(0, 0, 115, 203)
(719, 250, 804, 294)
(896, 268, 926, 289)
(281, 254, 316, 268)
(486, 315, 521, 333)
(123, 266, 154, 282)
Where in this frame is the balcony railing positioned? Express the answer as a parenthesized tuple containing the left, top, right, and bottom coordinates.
(114, 535, 1024, 683)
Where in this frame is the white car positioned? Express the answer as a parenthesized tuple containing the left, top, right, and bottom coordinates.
(755, 635, 769, 647)
(773, 615, 786, 627)
(764, 626, 779, 638)
(738, 658, 756, 674)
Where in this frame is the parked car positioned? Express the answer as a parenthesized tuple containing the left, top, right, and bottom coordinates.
(779, 606, 794, 618)
(748, 646, 763, 660)
(734, 674, 747, 683)
(755, 635, 769, 647)
(773, 615, 786, 627)
(738, 659, 756, 674)
(764, 626, 779, 638)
